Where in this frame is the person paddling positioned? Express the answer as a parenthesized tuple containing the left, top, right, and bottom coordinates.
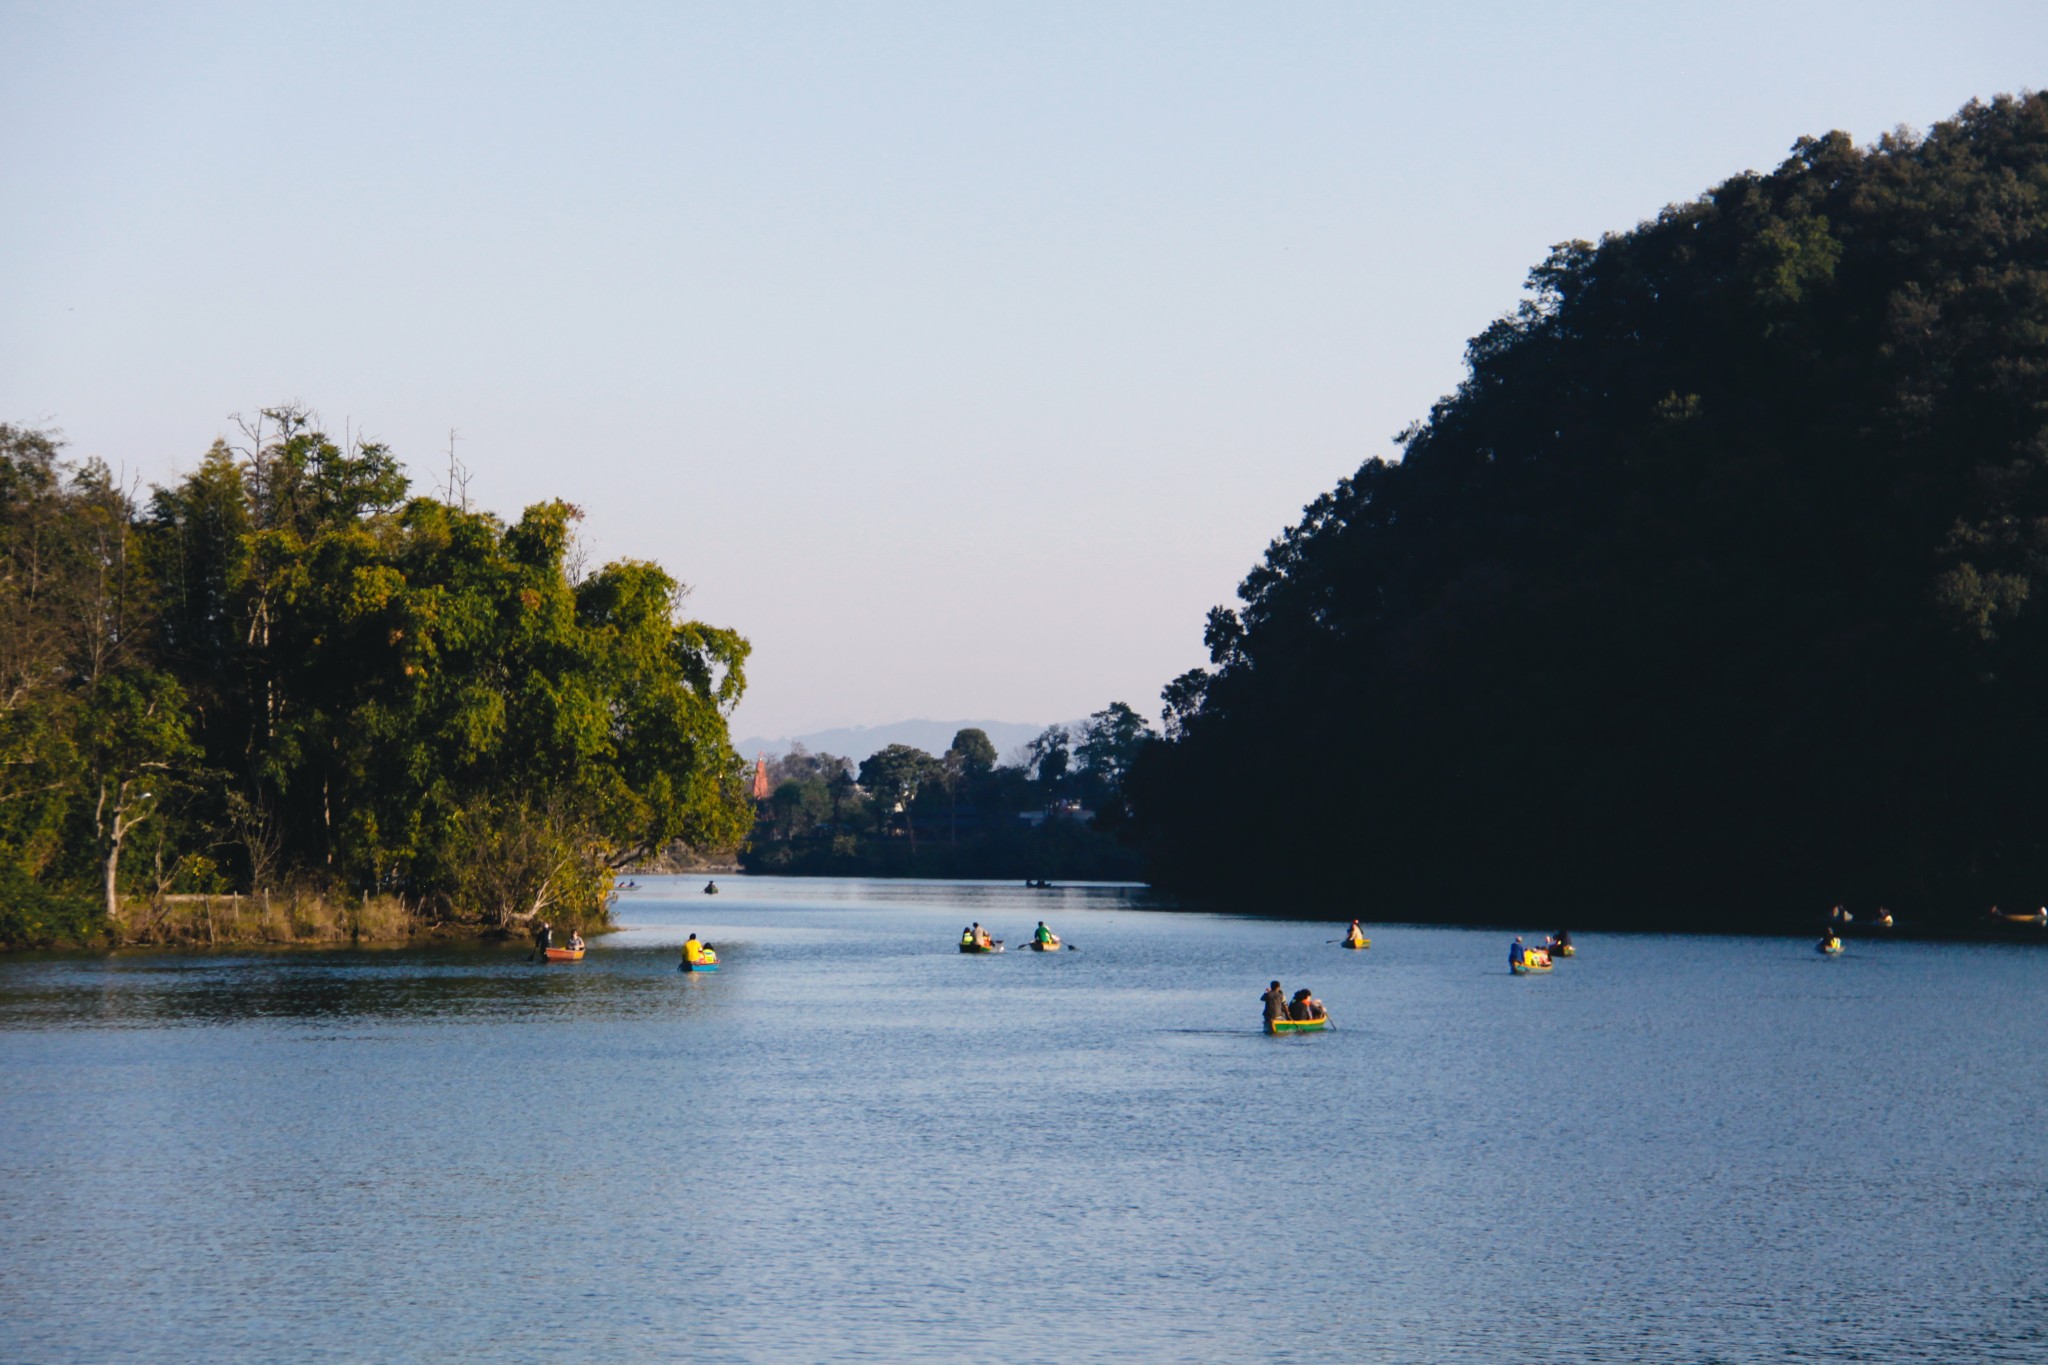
(535, 919, 553, 954)
(1034, 921, 1056, 948)
(1509, 935, 1525, 968)
(1261, 980, 1287, 1024)
(1344, 920, 1366, 948)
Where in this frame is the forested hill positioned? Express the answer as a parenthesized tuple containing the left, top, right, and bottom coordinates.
(1132, 93, 2048, 931)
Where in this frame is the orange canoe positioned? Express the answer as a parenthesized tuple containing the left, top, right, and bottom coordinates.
(543, 947, 585, 962)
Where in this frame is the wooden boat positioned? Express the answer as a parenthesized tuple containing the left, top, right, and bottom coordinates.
(1029, 936, 1062, 951)
(958, 940, 1004, 954)
(1989, 908, 2047, 926)
(1510, 950, 1553, 975)
(543, 947, 585, 962)
(1342, 937, 1370, 949)
(1267, 1015, 1331, 1034)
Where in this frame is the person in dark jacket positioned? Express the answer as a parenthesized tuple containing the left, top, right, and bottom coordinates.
(1262, 981, 1287, 1022)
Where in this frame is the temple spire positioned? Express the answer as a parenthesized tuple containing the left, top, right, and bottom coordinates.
(751, 753, 770, 800)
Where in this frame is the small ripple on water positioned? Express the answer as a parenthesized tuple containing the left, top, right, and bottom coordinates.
(2, 877, 2046, 1361)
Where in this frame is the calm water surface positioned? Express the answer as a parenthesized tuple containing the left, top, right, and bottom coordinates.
(2, 876, 2045, 1362)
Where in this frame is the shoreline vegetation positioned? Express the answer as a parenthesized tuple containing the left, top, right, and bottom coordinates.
(16, 96, 2048, 949)
(1, 407, 751, 952)
(737, 716, 1150, 884)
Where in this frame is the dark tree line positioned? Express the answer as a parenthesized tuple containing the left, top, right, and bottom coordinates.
(1133, 93, 2048, 930)
(744, 707, 1154, 878)
(1, 408, 752, 944)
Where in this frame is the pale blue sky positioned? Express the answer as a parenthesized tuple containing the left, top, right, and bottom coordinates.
(2, 2, 2037, 737)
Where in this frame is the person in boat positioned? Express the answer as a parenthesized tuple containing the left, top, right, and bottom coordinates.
(535, 920, 553, 953)
(973, 923, 993, 949)
(1262, 981, 1287, 1023)
(1828, 904, 1851, 928)
(1345, 920, 1366, 947)
(961, 925, 977, 948)
(1509, 936, 1525, 967)
(1547, 929, 1572, 952)
(704, 880, 719, 894)
(1034, 921, 1055, 947)
(568, 929, 585, 953)
(684, 932, 705, 966)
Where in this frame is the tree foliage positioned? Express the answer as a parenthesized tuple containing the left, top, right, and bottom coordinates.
(0, 407, 751, 940)
(743, 711, 1152, 880)
(1133, 94, 2048, 928)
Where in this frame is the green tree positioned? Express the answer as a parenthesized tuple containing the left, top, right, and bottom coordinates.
(948, 727, 998, 775)
(80, 669, 195, 919)
(1025, 726, 1070, 795)
(859, 744, 939, 846)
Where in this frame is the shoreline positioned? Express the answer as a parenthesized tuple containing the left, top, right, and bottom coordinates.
(0, 891, 620, 954)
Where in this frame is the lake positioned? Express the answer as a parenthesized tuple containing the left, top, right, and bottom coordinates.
(2, 876, 2045, 1362)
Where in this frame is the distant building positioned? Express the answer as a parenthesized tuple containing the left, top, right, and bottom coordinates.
(1017, 800, 1093, 828)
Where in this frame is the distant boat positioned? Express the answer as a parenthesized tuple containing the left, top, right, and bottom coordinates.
(543, 947, 585, 962)
(1029, 935, 1062, 952)
(1511, 950, 1553, 975)
(959, 939, 1004, 954)
(1267, 1015, 1330, 1035)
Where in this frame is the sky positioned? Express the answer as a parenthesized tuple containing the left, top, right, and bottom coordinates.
(2, 2, 2039, 739)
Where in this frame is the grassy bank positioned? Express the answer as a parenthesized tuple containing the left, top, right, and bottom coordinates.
(1, 886, 614, 952)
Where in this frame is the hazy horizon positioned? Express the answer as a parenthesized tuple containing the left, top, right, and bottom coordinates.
(4, 1, 2038, 737)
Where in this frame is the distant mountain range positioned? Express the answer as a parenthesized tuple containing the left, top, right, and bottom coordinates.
(731, 719, 1058, 764)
